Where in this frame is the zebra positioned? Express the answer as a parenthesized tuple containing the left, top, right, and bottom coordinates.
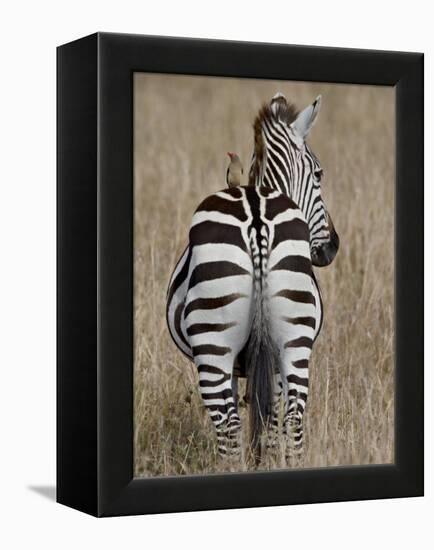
(166, 94, 339, 462)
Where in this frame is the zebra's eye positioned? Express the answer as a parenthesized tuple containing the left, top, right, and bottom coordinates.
(314, 169, 323, 181)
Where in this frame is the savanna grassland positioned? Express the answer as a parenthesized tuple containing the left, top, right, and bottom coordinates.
(133, 74, 394, 477)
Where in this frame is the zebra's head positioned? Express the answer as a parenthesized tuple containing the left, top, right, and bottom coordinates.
(249, 93, 339, 267)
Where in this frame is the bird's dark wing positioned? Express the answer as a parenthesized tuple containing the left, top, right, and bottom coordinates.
(226, 167, 230, 184)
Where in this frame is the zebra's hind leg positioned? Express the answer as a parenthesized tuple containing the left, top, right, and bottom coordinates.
(196, 359, 242, 459)
(284, 365, 309, 463)
(278, 349, 310, 463)
(266, 372, 283, 453)
(284, 405, 305, 462)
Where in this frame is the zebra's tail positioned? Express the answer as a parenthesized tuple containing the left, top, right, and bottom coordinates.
(246, 227, 279, 464)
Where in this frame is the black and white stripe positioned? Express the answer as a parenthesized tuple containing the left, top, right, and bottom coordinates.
(166, 94, 339, 460)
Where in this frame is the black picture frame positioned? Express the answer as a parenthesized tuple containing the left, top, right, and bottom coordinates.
(57, 32, 424, 517)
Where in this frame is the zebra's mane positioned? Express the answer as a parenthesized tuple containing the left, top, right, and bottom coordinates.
(248, 99, 299, 186)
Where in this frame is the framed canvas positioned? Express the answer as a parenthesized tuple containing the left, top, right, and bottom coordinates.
(57, 32, 424, 517)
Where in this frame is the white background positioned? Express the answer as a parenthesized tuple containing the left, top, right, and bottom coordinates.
(0, 1, 431, 548)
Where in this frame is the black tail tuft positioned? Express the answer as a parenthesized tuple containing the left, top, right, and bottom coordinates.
(246, 292, 278, 465)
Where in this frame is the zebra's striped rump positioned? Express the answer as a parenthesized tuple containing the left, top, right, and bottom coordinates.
(167, 185, 320, 459)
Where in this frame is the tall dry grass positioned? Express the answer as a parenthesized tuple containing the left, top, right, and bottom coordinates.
(133, 74, 394, 477)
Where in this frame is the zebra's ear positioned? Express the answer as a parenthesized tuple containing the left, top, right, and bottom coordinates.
(290, 95, 322, 140)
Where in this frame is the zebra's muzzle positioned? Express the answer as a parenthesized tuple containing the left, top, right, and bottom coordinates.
(311, 226, 339, 267)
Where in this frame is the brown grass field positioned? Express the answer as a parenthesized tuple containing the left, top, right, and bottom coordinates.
(133, 74, 395, 477)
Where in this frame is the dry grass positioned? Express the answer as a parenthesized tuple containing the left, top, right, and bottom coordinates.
(133, 74, 395, 477)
